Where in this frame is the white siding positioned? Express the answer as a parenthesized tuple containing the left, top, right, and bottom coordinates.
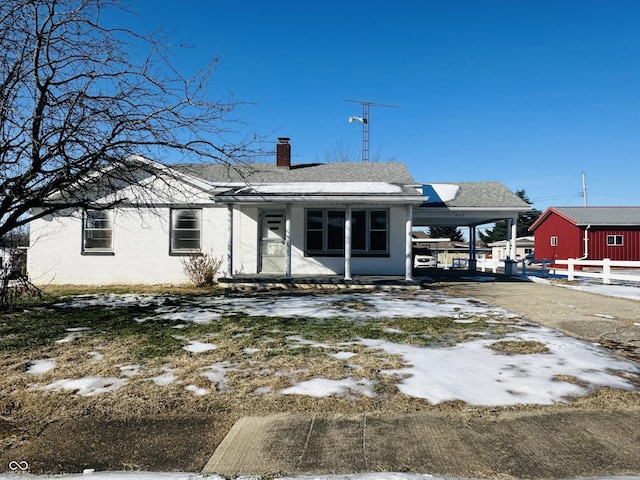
(28, 203, 410, 285)
(28, 206, 230, 285)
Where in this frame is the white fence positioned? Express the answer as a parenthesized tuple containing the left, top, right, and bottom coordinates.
(552, 258, 640, 284)
(477, 258, 504, 273)
(476, 257, 640, 284)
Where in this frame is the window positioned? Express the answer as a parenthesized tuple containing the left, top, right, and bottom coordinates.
(369, 210, 388, 251)
(550, 236, 558, 247)
(606, 235, 623, 246)
(305, 209, 388, 255)
(171, 209, 201, 253)
(83, 209, 113, 253)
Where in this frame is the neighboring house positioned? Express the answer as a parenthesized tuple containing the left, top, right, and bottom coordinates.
(0, 246, 26, 276)
(487, 236, 534, 260)
(0, 247, 8, 271)
(528, 206, 640, 262)
(412, 232, 491, 267)
(27, 138, 531, 285)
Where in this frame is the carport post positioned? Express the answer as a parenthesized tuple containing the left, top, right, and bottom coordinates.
(510, 220, 518, 260)
(468, 226, 477, 271)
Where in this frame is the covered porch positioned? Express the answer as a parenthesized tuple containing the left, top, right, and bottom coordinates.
(216, 181, 531, 282)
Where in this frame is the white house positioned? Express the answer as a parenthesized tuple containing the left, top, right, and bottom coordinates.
(487, 236, 535, 260)
(27, 138, 531, 285)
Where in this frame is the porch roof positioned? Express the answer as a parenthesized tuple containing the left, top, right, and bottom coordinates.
(413, 181, 532, 227)
(212, 182, 424, 205)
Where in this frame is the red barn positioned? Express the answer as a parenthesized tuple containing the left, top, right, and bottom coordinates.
(529, 206, 640, 262)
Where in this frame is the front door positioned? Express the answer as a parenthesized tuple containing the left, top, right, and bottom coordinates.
(259, 210, 286, 274)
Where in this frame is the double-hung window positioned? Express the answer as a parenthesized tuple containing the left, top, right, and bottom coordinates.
(83, 209, 113, 253)
(305, 209, 388, 255)
(170, 209, 202, 253)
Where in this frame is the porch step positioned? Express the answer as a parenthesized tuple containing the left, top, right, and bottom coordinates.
(218, 275, 422, 291)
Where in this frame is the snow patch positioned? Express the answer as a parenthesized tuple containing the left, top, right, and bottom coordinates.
(361, 327, 637, 406)
(40, 377, 127, 396)
(183, 340, 217, 353)
(184, 385, 208, 396)
(26, 359, 56, 375)
(280, 377, 377, 398)
(150, 368, 177, 386)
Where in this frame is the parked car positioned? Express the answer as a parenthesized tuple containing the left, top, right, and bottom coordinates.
(414, 253, 437, 269)
(525, 250, 535, 265)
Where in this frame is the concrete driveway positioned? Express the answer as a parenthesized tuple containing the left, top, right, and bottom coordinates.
(203, 279, 640, 479)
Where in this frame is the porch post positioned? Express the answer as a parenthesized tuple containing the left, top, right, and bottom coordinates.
(226, 204, 233, 278)
(506, 218, 513, 260)
(405, 204, 413, 281)
(468, 226, 477, 271)
(285, 203, 292, 278)
(510, 219, 518, 260)
(344, 205, 352, 281)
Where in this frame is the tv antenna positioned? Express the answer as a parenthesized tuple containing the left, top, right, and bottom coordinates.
(346, 99, 398, 162)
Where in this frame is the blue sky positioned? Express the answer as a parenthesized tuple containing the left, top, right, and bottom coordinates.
(123, 0, 639, 212)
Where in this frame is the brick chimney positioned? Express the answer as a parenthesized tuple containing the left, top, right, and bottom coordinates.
(276, 137, 291, 168)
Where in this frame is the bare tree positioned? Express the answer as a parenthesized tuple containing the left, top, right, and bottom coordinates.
(320, 142, 398, 163)
(0, 0, 261, 238)
(320, 141, 359, 163)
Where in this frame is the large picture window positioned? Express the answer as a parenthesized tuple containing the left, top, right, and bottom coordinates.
(171, 209, 202, 253)
(305, 209, 388, 255)
(83, 209, 113, 253)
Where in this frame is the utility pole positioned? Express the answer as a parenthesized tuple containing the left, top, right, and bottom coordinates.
(346, 99, 398, 162)
(582, 172, 588, 206)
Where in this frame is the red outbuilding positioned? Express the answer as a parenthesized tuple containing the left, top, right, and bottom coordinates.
(529, 206, 640, 262)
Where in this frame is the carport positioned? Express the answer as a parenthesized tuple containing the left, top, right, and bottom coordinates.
(412, 182, 531, 272)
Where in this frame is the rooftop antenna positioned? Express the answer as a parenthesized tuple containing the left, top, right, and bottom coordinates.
(346, 99, 398, 162)
(582, 172, 588, 206)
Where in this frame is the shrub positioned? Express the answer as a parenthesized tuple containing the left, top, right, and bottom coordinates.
(181, 253, 223, 287)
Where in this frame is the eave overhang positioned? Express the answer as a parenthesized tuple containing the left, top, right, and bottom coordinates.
(212, 193, 425, 205)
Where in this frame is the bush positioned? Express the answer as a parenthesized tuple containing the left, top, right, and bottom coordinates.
(181, 253, 223, 287)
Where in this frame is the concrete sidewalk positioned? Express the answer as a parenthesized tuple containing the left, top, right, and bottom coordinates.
(203, 410, 640, 479)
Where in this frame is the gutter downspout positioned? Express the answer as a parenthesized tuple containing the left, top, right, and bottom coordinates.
(578, 225, 590, 260)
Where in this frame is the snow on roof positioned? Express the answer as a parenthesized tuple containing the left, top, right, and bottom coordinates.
(421, 183, 460, 203)
(240, 182, 403, 194)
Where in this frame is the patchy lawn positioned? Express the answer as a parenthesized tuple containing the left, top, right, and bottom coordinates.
(1, 288, 637, 429)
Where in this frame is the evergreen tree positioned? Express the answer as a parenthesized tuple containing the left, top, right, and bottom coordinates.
(428, 226, 464, 242)
(478, 190, 542, 243)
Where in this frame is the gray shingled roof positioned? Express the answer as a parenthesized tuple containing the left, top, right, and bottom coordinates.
(421, 182, 531, 208)
(170, 162, 415, 185)
(552, 206, 640, 226)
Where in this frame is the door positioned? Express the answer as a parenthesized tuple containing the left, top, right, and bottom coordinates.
(259, 210, 286, 274)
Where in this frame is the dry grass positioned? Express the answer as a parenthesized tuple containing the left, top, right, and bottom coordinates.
(489, 340, 550, 354)
(1, 288, 637, 432)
